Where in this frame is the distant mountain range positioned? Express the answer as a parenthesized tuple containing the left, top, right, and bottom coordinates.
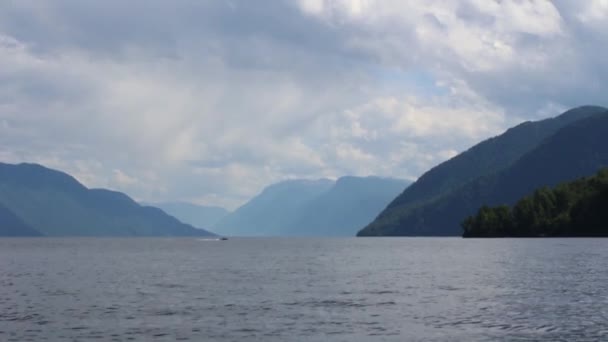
(0, 163, 215, 237)
(5, 106, 605, 238)
(146, 202, 229, 230)
(212, 179, 334, 236)
(359, 105, 608, 236)
(213, 176, 410, 236)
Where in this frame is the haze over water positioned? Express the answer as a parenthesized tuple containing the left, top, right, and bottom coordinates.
(1, 238, 607, 341)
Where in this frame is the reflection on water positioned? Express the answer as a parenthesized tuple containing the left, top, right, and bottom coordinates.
(1, 237, 607, 341)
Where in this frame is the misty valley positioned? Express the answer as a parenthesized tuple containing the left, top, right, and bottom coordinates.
(2, 106, 608, 341)
(2, 1, 608, 340)
(2, 106, 607, 239)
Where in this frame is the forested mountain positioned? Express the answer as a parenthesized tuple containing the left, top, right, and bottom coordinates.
(213, 176, 409, 236)
(0, 163, 215, 237)
(463, 168, 608, 237)
(148, 202, 229, 230)
(359, 106, 608, 236)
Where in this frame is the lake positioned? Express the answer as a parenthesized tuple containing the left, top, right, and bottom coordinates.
(1, 237, 607, 341)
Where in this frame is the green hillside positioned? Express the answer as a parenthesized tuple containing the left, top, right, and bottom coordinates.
(463, 168, 608, 237)
(359, 106, 608, 236)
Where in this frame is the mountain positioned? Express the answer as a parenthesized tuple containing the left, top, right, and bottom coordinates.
(359, 107, 608, 236)
(213, 176, 409, 237)
(0, 203, 42, 236)
(360, 105, 607, 237)
(0, 163, 215, 237)
(147, 202, 229, 230)
(286, 176, 410, 236)
(213, 179, 334, 236)
(463, 168, 608, 237)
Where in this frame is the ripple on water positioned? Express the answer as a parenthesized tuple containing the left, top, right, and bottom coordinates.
(2, 238, 608, 341)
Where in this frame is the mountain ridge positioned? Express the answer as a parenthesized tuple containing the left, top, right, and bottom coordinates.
(213, 178, 335, 236)
(214, 176, 409, 236)
(359, 107, 608, 236)
(0, 162, 215, 237)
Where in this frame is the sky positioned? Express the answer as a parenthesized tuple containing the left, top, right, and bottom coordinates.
(1, 0, 607, 210)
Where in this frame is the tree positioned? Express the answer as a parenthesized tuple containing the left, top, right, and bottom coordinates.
(463, 168, 608, 237)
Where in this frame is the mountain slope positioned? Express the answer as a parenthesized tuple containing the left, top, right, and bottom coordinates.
(359, 110, 608, 236)
(148, 202, 229, 229)
(360, 106, 606, 235)
(360, 105, 608, 236)
(0, 203, 43, 236)
(213, 179, 334, 236)
(214, 176, 409, 237)
(287, 176, 410, 236)
(0, 163, 215, 237)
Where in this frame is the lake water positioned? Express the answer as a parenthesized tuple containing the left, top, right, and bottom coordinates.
(1, 238, 607, 341)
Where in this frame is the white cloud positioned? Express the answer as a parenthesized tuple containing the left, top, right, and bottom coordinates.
(577, 0, 608, 22)
(298, 0, 325, 15)
(112, 169, 138, 187)
(0, 1, 606, 209)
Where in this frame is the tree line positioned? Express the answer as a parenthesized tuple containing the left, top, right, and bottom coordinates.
(462, 168, 608, 237)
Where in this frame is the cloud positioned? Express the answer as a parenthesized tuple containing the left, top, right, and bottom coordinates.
(112, 169, 139, 187)
(0, 1, 607, 209)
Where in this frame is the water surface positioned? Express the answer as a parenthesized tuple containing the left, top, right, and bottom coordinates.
(1, 238, 607, 341)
